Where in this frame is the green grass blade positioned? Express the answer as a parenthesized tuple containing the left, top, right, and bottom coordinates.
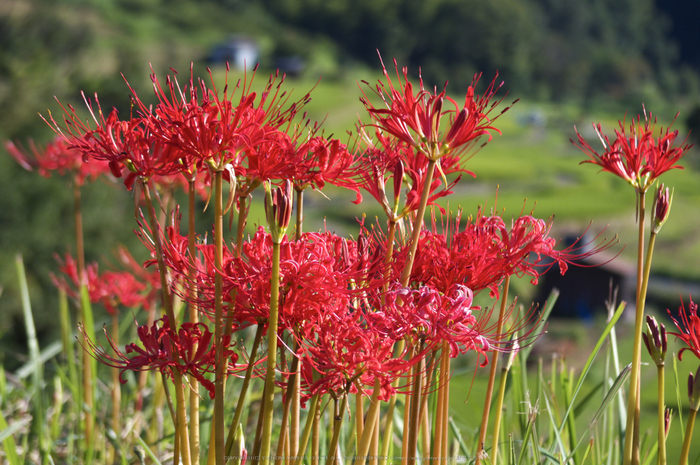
(136, 435, 163, 465)
(542, 386, 568, 460)
(561, 364, 631, 464)
(14, 341, 62, 380)
(0, 410, 25, 465)
(673, 354, 685, 438)
(520, 288, 559, 363)
(572, 380, 604, 419)
(448, 417, 472, 459)
(556, 301, 625, 438)
(537, 446, 562, 464)
(589, 364, 631, 429)
(16, 254, 50, 461)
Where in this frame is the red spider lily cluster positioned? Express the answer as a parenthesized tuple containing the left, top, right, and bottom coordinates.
(10, 56, 628, 465)
(52, 252, 159, 315)
(572, 108, 693, 191)
(81, 315, 239, 398)
(5, 136, 111, 185)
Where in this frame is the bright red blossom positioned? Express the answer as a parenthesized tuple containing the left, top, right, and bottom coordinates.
(5, 136, 110, 185)
(573, 109, 692, 190)
(81, 316, 239, 398)
(52, 253, 150, 315)
(668, 298, 700, 361)
(361, 55, 512, 161)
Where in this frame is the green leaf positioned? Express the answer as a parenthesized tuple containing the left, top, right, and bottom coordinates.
(0, 411, 25, 465)
(557, 301, 626, 437)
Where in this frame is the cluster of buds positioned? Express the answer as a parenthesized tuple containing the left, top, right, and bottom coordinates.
(264, 180, 293, 244)
(689, 366, 700, 412)
(652, 182, 673, 234)
(642, 315, 667, 367)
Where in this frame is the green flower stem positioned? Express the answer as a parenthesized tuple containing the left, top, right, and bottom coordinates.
(326, 392, 349, 465)
(73, 180, 86, 288)
(399, 158, 437, 465)
(680, 408, 697, 465)
(292, 188, 303, 460)
(352, 379, 382, 465)
(214, 169, 227, 465)
(407, 340, 426, 465)
(356, 391, 364, 449)
(657, 365, 666, 465)
(236, 193, 249, 256)
(188, 179, 201, 465)
(276, 346, 300, 465)
(312, 394, 321, 465)
(260, 240, 282, 465)
(292, 392, 321, 465)
(174, 370, 193, 465)
(111, 312, 121, 446)
(379, 375, 399, 465)
(296, 187, 304, 241)
(624, 189, 655, 465)
(378, 219, 400, 465)
(491, 356, 512, 465)
(73, 181, 95, 449)
(144, 180, 192, 465)
(475, 275, 511, 465)
(400, 159, 437, 287)
(431, 343, 449, 465)
(418, 351, 439, 462)
(382, 219, 397, 299)
(225, 324, 265, 456)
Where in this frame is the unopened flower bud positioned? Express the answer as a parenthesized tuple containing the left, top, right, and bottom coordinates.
(642, 315, 667, 367)
(652, 183, 673, 233)
(503, 342, 520, 371)
(665, 408, 673, 438)
(264, 180, 293, 244)
(688, 365, 700, 411)
(393, 159, 405, 210)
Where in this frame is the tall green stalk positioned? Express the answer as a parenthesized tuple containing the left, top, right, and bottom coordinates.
(625, 188, 661, 465)
(188, 178, 201, 465)
(475, 275, 511, 464)
(679, 409, 697, 465)
(260, 240, 282, 465)
(656, 365, 666, 465)
(73, 181, 96, 453)
(491, 344, 518, 465)
(214, 169, 226, 465)
(143, 180, 192, 465)
(225, 325, 264, 456)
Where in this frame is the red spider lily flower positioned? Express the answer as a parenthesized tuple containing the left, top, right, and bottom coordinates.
(572, 109, 692, 191)
(191, 227, 381, 335)
(361, 54, 512, 161)
(52, 253, 149, 315)
(367, 284, 490, 358)
(297, 313, 411, 401)
(348, 131, 408, 216)
(405, 208, 617, 298)
(81, 315, 239, 398)
(5, 136, 111, 185)
(301, 137, 359, 193)
(668, 298, 700, 361)
(350, 129, 471, 218)
(44, 91, 182, 189)
(138, 64, 311, 173)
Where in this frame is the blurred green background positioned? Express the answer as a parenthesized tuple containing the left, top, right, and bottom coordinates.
(2, 0, 700, 371)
